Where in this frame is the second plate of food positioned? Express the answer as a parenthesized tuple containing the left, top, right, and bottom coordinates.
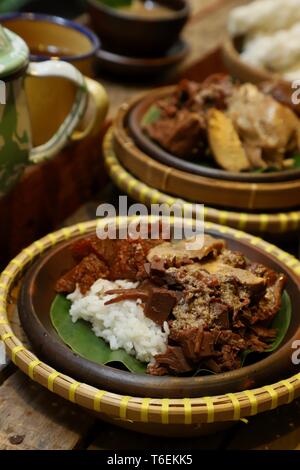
(128, 74, 300, 183)
(18, 217, 300, 398)
(117, 89, 300, 211)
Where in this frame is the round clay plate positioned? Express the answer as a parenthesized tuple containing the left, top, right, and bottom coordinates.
(18, 229, 300, 398)
(128, 88, 300, 183)
(95, 39, 189, 79)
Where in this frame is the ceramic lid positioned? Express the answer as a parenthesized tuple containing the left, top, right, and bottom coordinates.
(0, 26, 29, 78)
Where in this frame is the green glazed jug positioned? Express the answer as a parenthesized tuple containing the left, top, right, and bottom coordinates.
(0, 25, 98, 196)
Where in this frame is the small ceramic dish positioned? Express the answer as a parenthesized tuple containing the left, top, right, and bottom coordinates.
(128, 86, 300, 184)
(0, 12, 100, 77)
(18, 223, 300, 399)
(87, 0, 190, 57)
(95, 39, 189, 79)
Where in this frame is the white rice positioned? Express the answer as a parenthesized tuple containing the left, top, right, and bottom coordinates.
(67, 279, 169, 363)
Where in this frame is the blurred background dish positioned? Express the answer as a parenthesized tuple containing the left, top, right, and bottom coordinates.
(222, 35, 279, 85)
(128, 83, 300, 183)
(0, 12, 100, 76)
(113, 104, 300, 212)
(87, 0, 190, 58)
(222, 0, 300, 84)
(95, 38, 189, 79)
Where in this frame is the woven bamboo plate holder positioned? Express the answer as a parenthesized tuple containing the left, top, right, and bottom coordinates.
(114, 90, 300, 212)
(1, 215, 300, 437)
(104, 127, 300, 237)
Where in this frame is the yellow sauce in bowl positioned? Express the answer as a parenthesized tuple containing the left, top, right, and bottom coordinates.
(119, 0, 175, 18)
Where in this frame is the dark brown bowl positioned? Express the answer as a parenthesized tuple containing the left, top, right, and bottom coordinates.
(128, 87, 300, 183)
(87, 0, 190, 57)
(95, 39, 189, 79)
(18, 228, 300, 398)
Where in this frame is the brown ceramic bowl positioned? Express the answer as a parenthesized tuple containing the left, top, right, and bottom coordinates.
(128, 86, 300, 183)
(18, 227, 300, 398)
(87, 0, 190, 57)
(0, 12, 100, 77)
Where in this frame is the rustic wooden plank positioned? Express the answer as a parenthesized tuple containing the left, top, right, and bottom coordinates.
(227, 400, 300, 450)
(0, 371, 96, 450)
(0, 284, 31, 384)
(0, 285, 23, 384)
(0, 342, 8, 380)
(0, 363, 16, 387)
(0, 441, 37, 450)
(87, 421, 237, 450)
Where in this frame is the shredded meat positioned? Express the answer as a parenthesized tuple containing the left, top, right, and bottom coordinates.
(144, 109, 205, 158)
(145, 238, 286, 375)
(143, 75, 300, 171)
(227, 83, 300, 169)
(169, 327, 218, 362)
(218, 249, 247, 268)
(56, 233, 287, 377)
(147, 346, 193, 375)
(143, 75, 236, 160)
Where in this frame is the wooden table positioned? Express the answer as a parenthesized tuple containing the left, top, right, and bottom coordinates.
(1, 0, 300, 451)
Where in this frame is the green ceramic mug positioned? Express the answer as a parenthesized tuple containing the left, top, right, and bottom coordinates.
(0, 25, 105, 196)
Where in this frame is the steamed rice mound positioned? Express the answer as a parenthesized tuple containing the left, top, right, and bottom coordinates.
(67, 279, 169, 363)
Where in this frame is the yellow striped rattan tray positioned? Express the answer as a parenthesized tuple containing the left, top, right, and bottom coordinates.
(1, 217, 300, 436)
(103, 127, 300, 237)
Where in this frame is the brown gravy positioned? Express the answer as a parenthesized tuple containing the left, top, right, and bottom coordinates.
(119, 0, 175, 18)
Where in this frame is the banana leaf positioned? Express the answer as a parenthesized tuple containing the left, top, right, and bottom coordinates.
(51, 290, 291, 375)
(50, 294, 147, 374)
(142, 105, 162, 126)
